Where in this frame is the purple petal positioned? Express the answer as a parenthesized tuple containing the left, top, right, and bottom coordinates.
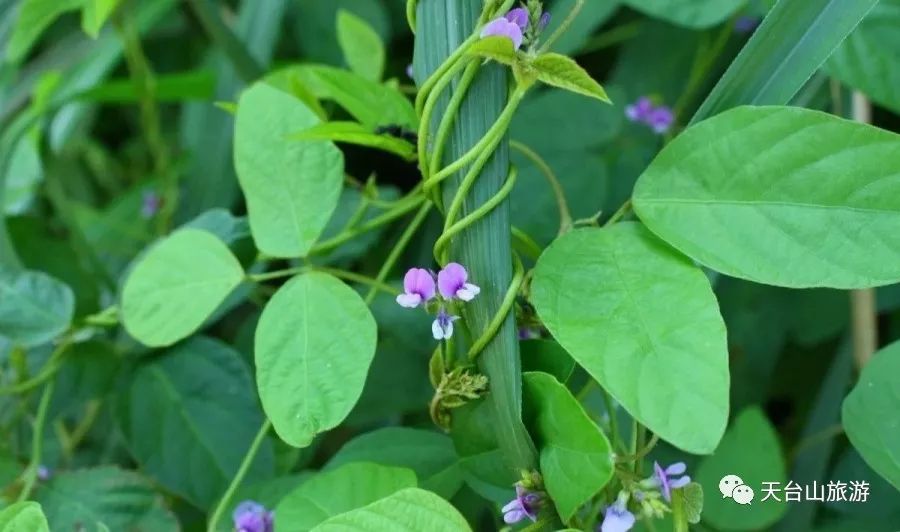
(503, 508, 527, 524)
(456, 283, 481, 302)
(601, 503, 636, 532)
(480, 18, 524, 50)
(505, 7, 529, 29)
(648, 107, 675, 134)
(665, 462, 687, 476)
(396, 293, 422, 308)
(438, 263, 468, 299)
(670, 475, 691, 489)
(539, 12, 552, 31)
(403, 268, 435, 300)
(501, 499, 521, 514)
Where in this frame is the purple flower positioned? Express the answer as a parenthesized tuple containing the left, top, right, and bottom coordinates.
(141, 191, 161, 219)
(647, 106, 675, 134)
(734, 15, 760, 34)
(599, 498, 635, 532)
(480, 7, 531, 50)
(518, 327, 540, 340)
(625, 97, 675, 135)
(539, 12, 552, 31)
(406, 63, 414, 79)
(432, 308, 459, 340)
(502, 484, 541, 524)
(437, 263, 480, 302)
(232, 500, 274, 532)
(36, 465, 51, 481)
(653, 461, 691, 502)
(397, 268, 436, 308)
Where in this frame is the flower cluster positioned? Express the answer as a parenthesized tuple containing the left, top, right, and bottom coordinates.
(396, 263, 480, 340)
(598, 462, 691, 531)
(480, 5, 551, 51)
(232, 500, 274, 532)
(625, 97, 675, 135)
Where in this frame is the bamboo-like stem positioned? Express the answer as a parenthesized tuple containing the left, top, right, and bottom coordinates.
(850, 91, 877, 370)
(416, 0, 537, 474)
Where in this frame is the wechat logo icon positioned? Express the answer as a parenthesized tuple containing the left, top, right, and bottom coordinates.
(720, 474, 754, 505)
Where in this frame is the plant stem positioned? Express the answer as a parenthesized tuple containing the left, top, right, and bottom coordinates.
(580, 21, 643, 54)
(510, 140, 572, 235)
(207, 419, 272, 532)
(604, 199, 632, 227)
(850, 91, 877, 370)
(539, 0, 585, 54)
(364, 202, 433, 304)
(17, 379, 56, 502)
(248, 266, 398, 296)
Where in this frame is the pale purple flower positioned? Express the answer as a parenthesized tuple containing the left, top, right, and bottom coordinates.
(653, 461, 691, 502)
(233, 500, 274, 532)
(37, 465, 51, 481)
(141, 191, 161, 219)
(437, 263, 480, 302)
(625, 97, 675, 135)
(480, 7, 530, 50)
(647, 106, 675, 134)
(432, 308, 459, 340)
(518, 327, 540, 340)
(502, 484, 541, 524)
(600, 498, 635, 532)
(406, 63, 414, 79)
(397, 268, 436, 308)
(734, 15, 760, 34)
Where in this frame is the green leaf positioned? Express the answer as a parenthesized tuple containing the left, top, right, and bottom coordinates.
(77, 70, 216, 102)
(842, 340, 900, 491)
(676, 482, 704, 525)
(121, 228, 244, 347)
(520, 340, 576, 384)
(235, 82, 344, 258)
(3, 136, 42, 216)
(522, 372, 614, 521)
(184, 208, 250, 245)
(467, 36, 518, 66)
(0, 502, 49, 532)
(270, 65, 418, 130)
(36, 467, 176, 530)
(309, 488, 471, 532)
(531, 223, 729, 454)
(695, 407, 788, 530)
(293, 0, 390, 67)
(633, 106, 900, 289)
(81, 0, 123, 38)
(119, 336, 273, 509)
(327, 427, 463, 499)
(826, 0, 900, 114)
(622, 0, 743, 29)
(531, 53, 611, 103)
(289, 122, 415, 160)
(692, 0, 879, 124)
(255, 273, 377, 447)
(450, 400, 518, 502)
(0, 266, 74, 347)
(276, 463, 416, 531)
(6, 0, 83, 63)
(336, 9, 385, 82)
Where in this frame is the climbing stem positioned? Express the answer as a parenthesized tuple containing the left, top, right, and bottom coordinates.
(510, 140, 573, 234)
(365, 202, 434, 304)
(207, 419, 272, 532)
(17, 379, 56, 502)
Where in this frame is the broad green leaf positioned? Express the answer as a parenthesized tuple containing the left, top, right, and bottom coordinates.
(121, 228, 244, 347)
(6, 0, 82, 62)
(255, 273, 377, 447)
(520, 340, 576, 384)
(81, 0, 123, 38)
(522, 372, 614, 521)
(184, 208, 249, 245)
(336, 9, 385, 81)
(290, 122, 415, 160)
(675, 483, 704, 525)
(827, 0, 900, 114)
(623, 0, 743, 29)
(633, 106, 900, 289)
(327, 428, 463, 499)
(3, 136, 42, 216)
(309, 488, 471, 532)
(77, 70, 216, 102)
(119, 336, 273, 508)
(692, 0, 879, 123)
(467, 36, 517, 66)
(293, 0, 390, 66)
(450, 400, 517, 502)
(36, 467, 175, 531)
(531, 223, 729, 454)
(842, 340, 900, 491)
(828, 448, 900, 520)
(276, 463, 416, 531)
(696, 407, 787, 529)
(235, 82, 343, 258)
(270, 65, 418, 129)
(531, 53, 610, 103)
(0, 502, 49, 532)
(49, 340, 119, 417)
(0, 266, 74, 347)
